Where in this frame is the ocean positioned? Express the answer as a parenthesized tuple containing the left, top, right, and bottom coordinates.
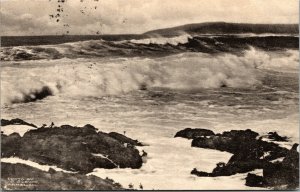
(1, 33, 299, 189)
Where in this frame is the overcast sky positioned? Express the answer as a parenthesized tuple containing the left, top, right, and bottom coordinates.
(1, 0, 299, 36)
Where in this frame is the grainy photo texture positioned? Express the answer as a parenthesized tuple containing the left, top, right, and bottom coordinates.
(0, 0, 299, 190)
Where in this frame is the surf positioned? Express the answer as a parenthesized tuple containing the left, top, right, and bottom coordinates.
(1, 48, 298, 106)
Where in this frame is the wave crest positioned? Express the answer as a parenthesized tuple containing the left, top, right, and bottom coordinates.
(127, 34, 192, 45)
(3, 49, 294, 105)
(1, 35, 298, 61)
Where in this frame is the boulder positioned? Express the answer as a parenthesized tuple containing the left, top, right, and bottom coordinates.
(1, 118, 37, 128)
(1, 120, 145, 173)
(191, 168, 211, 177)
(177, 127, 298, 189)
(267, 132, 288, 142)
(1, 132, 21, 157)
(263, 144, 299, 189)
(108, 132, 143, 146)
(174, 128, 215, 139)
(221, 129, 259, 140)
(192, 135, 233, 152)
(1, 163, 123, 190)
(245, 173, 264, 187)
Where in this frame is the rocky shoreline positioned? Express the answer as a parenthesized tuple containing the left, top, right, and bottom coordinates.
(175, 128, 299, 190)
(1, 118, 298, 190)
(1, 118, 146, 190)
(1, 163, 123, 190)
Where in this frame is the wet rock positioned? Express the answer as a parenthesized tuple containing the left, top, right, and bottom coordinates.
(192, 135, 233, 152)
(263, 144, 299, 189)
(1, 120, 145, 173)
(246, 144, 299, 190)
(221, 129, 259, 140)
(108, 132, 143, 146)
(191, 168, 211, 177)
(191, 131, 289, 176)
(174, 128, 215, 139)
(1, 163, 123, 190)
(1, 133, 21, 157)
(245, 173, 264, 187)
(267, 132, 288, 142)
(1, 118, 37, 128)
(177, 128, 298, 189)
(192, 158, 267, 178)
(191, 129, 287, 160)
(191, 129, 267, 155)
(282, 144, 299, 168)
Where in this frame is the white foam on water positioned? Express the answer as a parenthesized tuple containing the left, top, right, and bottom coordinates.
(3, 49, 296, 106)
(255, 49, 299, 73)
(1, 157, 75, 173)
(88, 137, 260, 190)
(1, 48, 298, 190)
(92, 153, 118, 167)
(127, 34, 192, 45)
(1, 125, 36, 137)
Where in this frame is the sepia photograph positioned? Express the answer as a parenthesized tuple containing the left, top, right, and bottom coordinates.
(0, 0, 299, 190)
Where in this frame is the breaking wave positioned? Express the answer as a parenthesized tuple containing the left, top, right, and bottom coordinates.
(1, 35, 298, 61)
(127, 34, 192, 45)
(2, 48, 298, 106)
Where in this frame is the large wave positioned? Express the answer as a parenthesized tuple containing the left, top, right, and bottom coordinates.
(1, 35, 298, 61)
(1, 49, 298, 106)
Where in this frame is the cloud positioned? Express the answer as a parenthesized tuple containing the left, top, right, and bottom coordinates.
(1, 0, 298, 36)
(1, 10, 61, 35)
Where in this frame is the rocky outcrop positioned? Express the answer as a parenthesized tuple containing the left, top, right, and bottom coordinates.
(1, 133, 22, 157)
(108, 132, 143, 146)
(174, 128, 215, 139)
(1, 163, 123, 190)
(175, 128, 298, 190)
(1, 118, 37, 128)
(245, 144, 299, 189)
(1, 120, 145, 174)
(245, 173, 264, 187)
(265, 132, 288, 142)
(190, 129, 258, 150)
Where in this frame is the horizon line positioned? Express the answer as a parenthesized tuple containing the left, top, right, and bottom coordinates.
(1, 21, 299, 37)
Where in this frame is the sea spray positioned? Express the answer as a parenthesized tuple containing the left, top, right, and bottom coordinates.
(1, 49, 298, 106)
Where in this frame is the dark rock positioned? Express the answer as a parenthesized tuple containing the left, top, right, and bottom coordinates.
(1, 122, 145, 173)
(83, 124, 97, 130)
(192, 130, 262, 154)
(245, 173, 264, 187)
(108, 132, 143, 146)
(1, 163, 123, 190)
(213, 159, 266, 176)
(174, 128, 215, 139)
(192, 135, 233, 152)
(1, 132, 21, 157)
(177, 127, 298, 189)
(222, 129, 259, 140)
(1, 118, 37, 128)
(192, 129, 288, 160)
(267, 132, 288, 142)
(191, 168, 211, 177)
(228, 139, 288, 163)
(263, 144, 299, 190)
(282, 144, 299, 168)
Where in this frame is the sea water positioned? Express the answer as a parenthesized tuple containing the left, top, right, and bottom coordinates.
(1, 36, 299, 189)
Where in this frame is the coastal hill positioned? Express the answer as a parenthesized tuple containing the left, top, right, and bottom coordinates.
(144, 22, 299, 36)
(2, 22, 298, 47)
